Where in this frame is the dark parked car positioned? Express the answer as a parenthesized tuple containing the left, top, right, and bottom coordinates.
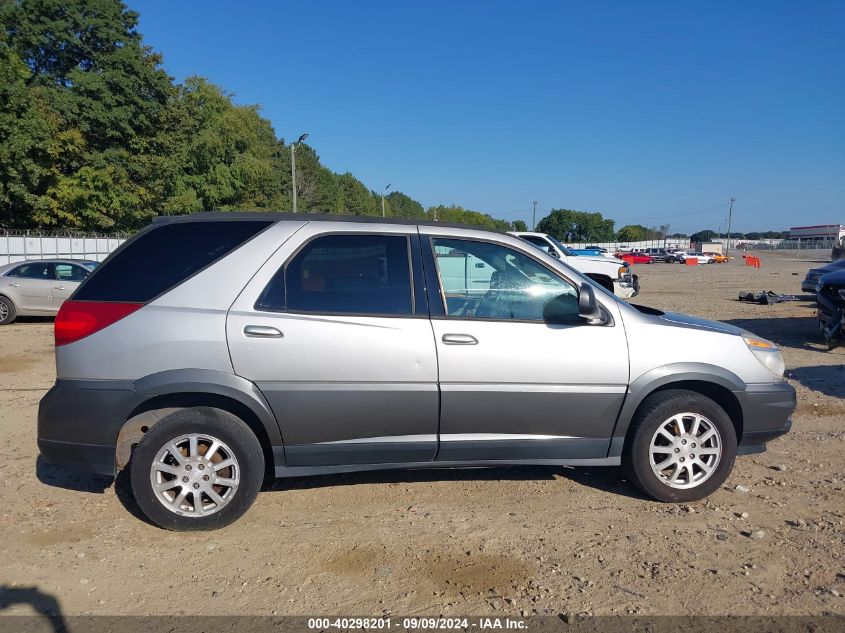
(644, 248, 677, 263)
(817, 268, 845, 348)
(802, 259, 845, 293)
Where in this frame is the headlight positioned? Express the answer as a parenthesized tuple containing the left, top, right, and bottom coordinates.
(618, 265, 629, 277)
(743, 335, 785, 378)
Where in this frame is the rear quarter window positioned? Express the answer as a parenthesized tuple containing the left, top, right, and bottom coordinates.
(73, 220, 272, 303)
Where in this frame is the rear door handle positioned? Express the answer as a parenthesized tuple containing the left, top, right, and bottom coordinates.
(244, 325, 283, 338)
(9, 283, 20, 287)
(53, 286, 65, 290)
(442, 333, 478, 345)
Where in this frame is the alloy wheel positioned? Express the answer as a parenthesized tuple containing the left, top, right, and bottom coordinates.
(149, 433, 240, 517)
(648, 413, 722, 489)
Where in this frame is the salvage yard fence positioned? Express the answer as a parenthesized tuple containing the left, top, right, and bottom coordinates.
(0, 230, 127, 266)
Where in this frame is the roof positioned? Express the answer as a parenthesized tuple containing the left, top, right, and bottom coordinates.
(0, 258, 97, 272)
(152, 211, 508, 234)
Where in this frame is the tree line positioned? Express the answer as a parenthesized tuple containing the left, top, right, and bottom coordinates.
(0, 0, 524, 233)
(0, 1, 792, 242)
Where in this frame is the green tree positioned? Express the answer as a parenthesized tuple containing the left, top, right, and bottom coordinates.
(511, 220, 528, 232)
(616, 224, 648, 242)
(690, 230, 717, 242)
(385, 191, 424, 219)
(536, 209, 615, 242)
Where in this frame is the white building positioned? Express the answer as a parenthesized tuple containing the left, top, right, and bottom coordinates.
(788, 224, 845, 246)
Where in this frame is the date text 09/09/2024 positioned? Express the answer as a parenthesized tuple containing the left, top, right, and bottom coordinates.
(307, 617, 527, 630)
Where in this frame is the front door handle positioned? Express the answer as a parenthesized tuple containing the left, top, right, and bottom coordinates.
(442, 333, 478, 345)
(244, 325, 283, 338)
(9, 283, 20, 287)
(53, 286, 65, 290)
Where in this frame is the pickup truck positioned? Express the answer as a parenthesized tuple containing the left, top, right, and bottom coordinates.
(510, 231, 639, 299)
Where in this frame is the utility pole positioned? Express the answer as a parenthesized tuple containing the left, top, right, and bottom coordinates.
(381, 184, 391, 218)
(726, 197, 735, 255)
(532, 201, 538, 231)
(290, 133, 309, 212)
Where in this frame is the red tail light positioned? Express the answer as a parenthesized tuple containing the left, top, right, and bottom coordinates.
(55, 301, 144, 347)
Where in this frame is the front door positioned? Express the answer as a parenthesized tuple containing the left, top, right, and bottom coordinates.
(422, 232, 630, 462)
(227, 228, 439, 466)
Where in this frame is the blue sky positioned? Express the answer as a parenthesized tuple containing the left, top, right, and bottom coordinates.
(131, 0, 844, 234)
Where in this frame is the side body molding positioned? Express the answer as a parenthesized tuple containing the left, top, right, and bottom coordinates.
(133, 369, 284, 446)
(607, 363, 746, 457)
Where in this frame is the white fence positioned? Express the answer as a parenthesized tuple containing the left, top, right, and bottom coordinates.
(565, 238, 692, 251)
(0, 231, 126, 266)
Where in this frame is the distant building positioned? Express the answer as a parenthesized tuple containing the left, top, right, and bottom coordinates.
(789, 224, 845, 246)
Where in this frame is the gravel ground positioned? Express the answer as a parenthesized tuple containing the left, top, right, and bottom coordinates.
(1, 251, 843, 617)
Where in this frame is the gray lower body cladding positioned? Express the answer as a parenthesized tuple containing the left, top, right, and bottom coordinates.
(38, 379, 143, 476)
(733, 381, 796, 447)
(37, 377, 795, 478)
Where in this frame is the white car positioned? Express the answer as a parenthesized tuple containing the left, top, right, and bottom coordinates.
(685, 252, 716, 264)
(509, 232, 639, 298)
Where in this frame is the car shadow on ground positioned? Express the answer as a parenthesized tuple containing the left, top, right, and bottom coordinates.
(722, 315, 824, 352)
(788, 365, 845, 398)
(267, 464, 647, 501)
(0, 585, 68, 632)
(8, 316, 54, 325)
(35, 456, 111, 493)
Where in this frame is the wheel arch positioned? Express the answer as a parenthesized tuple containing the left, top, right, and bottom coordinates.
(116, 369, 283, 474)
(608, 364, 745, 457)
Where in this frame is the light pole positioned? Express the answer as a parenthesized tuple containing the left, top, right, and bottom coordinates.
(290, 133, 309, 212)
(726, 197, 735, 256)
(381, 184, 391, 218)
(532, 201, 538, 231)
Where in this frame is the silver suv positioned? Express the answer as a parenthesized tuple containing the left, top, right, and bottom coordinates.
(38, 214, 795, 530)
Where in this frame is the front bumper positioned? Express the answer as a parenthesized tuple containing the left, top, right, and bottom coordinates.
(733, 381, 796, 452)
(614, 274, 640, 299)
(38, 379, 142, 476)
(801, 278, 819, 293)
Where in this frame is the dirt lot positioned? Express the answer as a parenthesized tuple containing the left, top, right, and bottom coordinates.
(1, 251, 843, 618)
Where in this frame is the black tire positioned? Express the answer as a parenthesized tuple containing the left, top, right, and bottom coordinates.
(622, 389, 737, 503)
(129, 407, 265, 531)
(666, 256, 676, 264)
(0, 296, 17, 325)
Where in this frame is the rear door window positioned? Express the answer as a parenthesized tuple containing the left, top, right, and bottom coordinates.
(256, 234, 413, 315)
(73, 220, 272, 303)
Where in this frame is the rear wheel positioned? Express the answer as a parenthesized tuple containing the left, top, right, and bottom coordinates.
(129, 407, 264, 530)
(0, 296, 16, 325)
(622, 390, 737, 502)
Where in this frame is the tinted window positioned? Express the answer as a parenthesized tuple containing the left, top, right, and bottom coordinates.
(257, 234, 412, 315)
(432, 238, 578, 321)
(74, 220, 271, 302)
(55, 264, 89, 281)
(8, 262, 52, 280)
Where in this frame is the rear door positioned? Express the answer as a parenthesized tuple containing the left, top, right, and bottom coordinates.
(227, 223, 439, 467)
(51, 263, 91, 309)
(6, 262, 54, 312)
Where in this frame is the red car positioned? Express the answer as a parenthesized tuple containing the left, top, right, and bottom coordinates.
(617, 252, 653, 264)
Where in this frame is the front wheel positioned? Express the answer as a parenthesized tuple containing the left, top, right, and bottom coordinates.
(129, 407, 265, 530)
(622, 390, 737, 502)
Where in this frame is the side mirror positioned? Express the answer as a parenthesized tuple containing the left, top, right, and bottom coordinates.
(549, 249, 561, 259)
(578, 283, 604, 324)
